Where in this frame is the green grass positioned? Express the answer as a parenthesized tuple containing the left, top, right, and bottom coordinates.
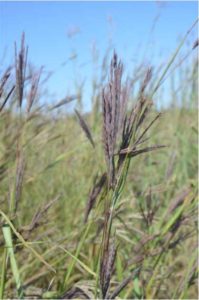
(0, 108, 197, 299)
(0, 29, 198, 299)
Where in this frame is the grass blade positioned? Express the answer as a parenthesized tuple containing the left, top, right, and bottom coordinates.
(2, 224, 24, 299)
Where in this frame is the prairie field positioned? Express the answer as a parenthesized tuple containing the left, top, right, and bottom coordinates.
(0, 5, 198, 300)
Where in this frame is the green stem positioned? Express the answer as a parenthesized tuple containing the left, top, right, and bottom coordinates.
(0, 246, 8, 299)
(2, 224, 24, 299)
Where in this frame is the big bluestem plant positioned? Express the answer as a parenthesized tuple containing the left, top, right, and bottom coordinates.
(99, 52, 165, 299)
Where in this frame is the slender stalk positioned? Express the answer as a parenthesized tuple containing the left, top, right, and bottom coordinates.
(0, 246, 8, 299)
(2, 224, 24, 299)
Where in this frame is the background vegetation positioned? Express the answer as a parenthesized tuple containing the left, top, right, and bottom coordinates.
(0, 21, 198, 300)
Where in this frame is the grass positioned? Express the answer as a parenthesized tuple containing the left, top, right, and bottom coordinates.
(0, 24, 198, 299)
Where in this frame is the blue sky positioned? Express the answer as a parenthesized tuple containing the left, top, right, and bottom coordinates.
(0, 1, 198, 109)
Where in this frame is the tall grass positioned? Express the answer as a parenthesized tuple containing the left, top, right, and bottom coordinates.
(0, 23, 198, 299)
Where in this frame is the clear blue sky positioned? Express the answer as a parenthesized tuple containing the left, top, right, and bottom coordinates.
(0, 1, 198, 109)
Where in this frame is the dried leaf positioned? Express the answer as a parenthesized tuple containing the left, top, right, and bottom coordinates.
(84, 173, 107, 223)
(119, 144, 166, 157)
(75, 109, 95, 148)
(50, 95, 77, 110)
(109, 268, 140, 299)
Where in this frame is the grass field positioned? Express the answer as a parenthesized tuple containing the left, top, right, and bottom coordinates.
(0, 29, 198, 299)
